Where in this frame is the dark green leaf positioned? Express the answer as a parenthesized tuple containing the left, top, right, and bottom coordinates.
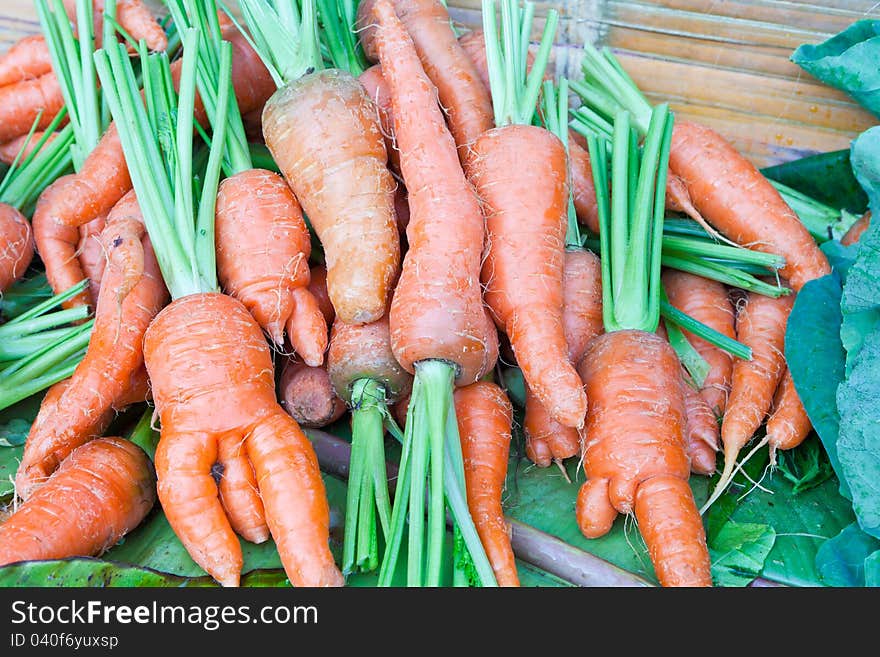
(851, 127, 880, 215)
(815, 522, 880, 586)
(785, 273, 849, 497)
(791, 20, 880, 118)
(0, 393, 44, 499)
(837, 326, 880, 538)
(864, 550, 880, 586)
(0, 418, 29, 448)
(776, 436, 834, 494)
(0, 558, 290, 587)
(709, 521, 776, 587)
(821, 239, 859, 278)
(761, 150, 868, 214)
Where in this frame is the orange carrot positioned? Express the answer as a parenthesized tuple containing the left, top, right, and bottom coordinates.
(215, 168, 327, 362)
(0, 35, 52, 87)
(278, 357, 347, 428)
(0, 130, 56, 165)
(16, 190, 168, 498)
(470, 125, 586, 428)
(703, 288, 794, 509)
(670, 121, 830, 291)
(31, 175, 92, 309)
(0, 437, 155, 566)
(765, 370, 812, 454)
(358, 0, 494, 159)
(373, 0, 497, 385)
(262, 69, 400, 325)
(146, 293, 343, 587)
(77, 210, 107, 304)
(62, 0, 168, 52)
(455, 381, 519, 587)
(682, 376, 719, 476)
(576, 330, 711, 587)
(0, 203, 33, 292)
(524, 249, 602, 465)
(307, 264, 335, 325)
(0, 72, 64, 144)
(216, 432, 270, 544)
(841, 210, 871, 246)
(662, 269, 736, 415)
(358, 64, 400, 175)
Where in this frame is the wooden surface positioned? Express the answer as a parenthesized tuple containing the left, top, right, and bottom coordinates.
(3, 0, 878, 167)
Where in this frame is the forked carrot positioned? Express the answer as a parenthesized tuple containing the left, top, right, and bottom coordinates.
(0, 35, 52, 87)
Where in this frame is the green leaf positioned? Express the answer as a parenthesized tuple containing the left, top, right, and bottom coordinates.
(0, 418, 29, 448)
(791, 20, 880, 119)
(815, 522, 880, 586)
(864, 550, 880, 587)
(0, 558, 291, 588)
(776, 436, 834, 495)
(785, 273, 849, 497)
(821, 239, 859, 278)
(836, 326, 880, 538)
(0, 393, 44, 499)
(851, 127, 880, 214)
(761, 150, 868, 215)
(709, 521, 776, 587)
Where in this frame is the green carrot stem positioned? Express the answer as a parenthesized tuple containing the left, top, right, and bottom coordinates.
(660, 301, 751, 361)
(128, 409, 159, 460)
(659, 235, 785, 269)
(2, 320, 92, 382)
(4, 280, 88, 326)
(316, 0, 368, 75)
(660, 254, 789, 298)
(0, 306, 90, 339)
(769, 179, 860, 243)
(664, 317, 709, 388)
(0, 329, 73, 362)
(0, 357, 80, 412)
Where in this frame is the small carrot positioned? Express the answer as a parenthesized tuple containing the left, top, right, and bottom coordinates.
(279, 357, 348, 428)
(0, 203, 33, 293)
(16, 190, 168, 499)
(681, 375, 719, 476)
(307, 264, 335, 325)
(765, 370, 812, 454)
(0, 35, 52, 87)
(62, 0, 168, 52)
(358, 0, 494, 160)
(455, 381, 519, 587)
(0, 72, 65, 144)
(841, 210, 871, 246)
(217, 432, 270, 544)
(0, 130, 57, 165)
(662, 269, 736, 415)
(0, 437, 155, 566)
(358, 64, 400, 175)
(703, 288, 794, 510)
(77, 211, 107, 304)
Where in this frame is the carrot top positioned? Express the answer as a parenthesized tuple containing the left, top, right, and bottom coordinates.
(316, 0, 369, 75)
(481, 0, 557, 127)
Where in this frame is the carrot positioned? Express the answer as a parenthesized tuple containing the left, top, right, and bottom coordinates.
(455, 381, 519, 587)
(841, 210, 871, 246)
(0, 437, 155, 566)
(307, 264, 335, 325)
(0, 72, 64, 144)
(469, 6, 586, 429)
(764, 370, 812, 454)
(669, 122, 830, 292)
(97, 32, 341, 587)
(278, 357, 347, 428)
(262, 73, 399, 325)
(358, 0, 494, 160)
(0, 130, 57, 165)
(524, 249, 603, 465)
(372, 0, 499, 586)
(577, 331, 711, 586)
(327, 315, 412, 574)
(662, 269, 735, 415)
(682, 376, 719, 475)
(358, 64, 400, 175)
(702, 288, 794, 510)
(61, 0, 168, 52)
(0, 203, 33, 293)
(215, 168, 327, 361)
(217, 432, 270, 544)
(78, 210, 107, 303)
(0, 35, 52, 87)
(16, 190, 168, 499)
(392, 183, 410, 234)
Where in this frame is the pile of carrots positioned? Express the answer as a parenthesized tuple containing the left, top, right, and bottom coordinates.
(0, 0, 861, 588)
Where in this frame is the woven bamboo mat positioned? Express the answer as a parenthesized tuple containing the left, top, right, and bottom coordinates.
(2, 0, 878, 167)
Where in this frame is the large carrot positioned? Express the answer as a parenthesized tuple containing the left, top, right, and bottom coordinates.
(243, 0, 400, 326)
(16, 190, 168, 499)
(455, 381, 519, 587)
(96, 31, 341, 587)
(0, 35, 52, 87)
(468, 4, 586, 429)
(0, 203, 33, 293)
(577, 92, 711, 586)
(0, 437, 155, 566)
(371, 0, 499, 587)
(662, 269, 735, 415)
(358, 0, 494, 159)
(327, 315, 412, 574)
(702, 288, 794, 510)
